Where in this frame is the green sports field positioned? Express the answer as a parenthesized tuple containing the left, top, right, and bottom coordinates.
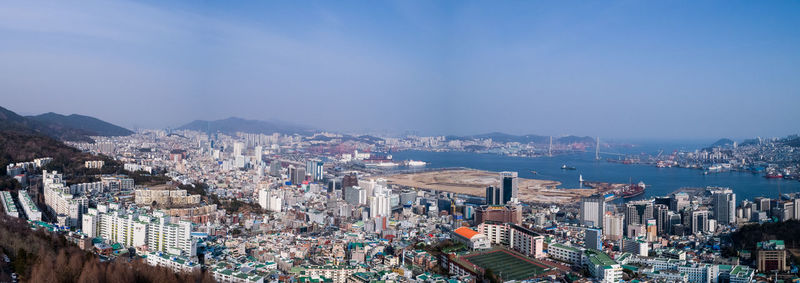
(462, 249, 548, 280)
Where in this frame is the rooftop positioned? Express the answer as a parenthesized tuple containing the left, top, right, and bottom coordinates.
(453, 227, 480, 239)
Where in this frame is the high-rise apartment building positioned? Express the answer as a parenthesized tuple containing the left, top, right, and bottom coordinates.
(580, 195, 605, 228)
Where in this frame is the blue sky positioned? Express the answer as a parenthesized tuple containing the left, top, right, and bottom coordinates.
(1, 1, 799, 139)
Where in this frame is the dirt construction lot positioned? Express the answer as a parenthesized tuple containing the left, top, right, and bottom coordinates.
(384, 169, 597, 204)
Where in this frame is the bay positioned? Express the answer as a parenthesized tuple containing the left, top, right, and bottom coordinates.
(390, 149, 800, 202)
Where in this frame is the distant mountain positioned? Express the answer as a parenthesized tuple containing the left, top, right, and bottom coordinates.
(0, 106, 131, 142)
(447, 132, 595, 144)
(177, 117, 313, 135)
(710, 138, 735, 148)
(28, 112, 133, 137)
(0, 106, 93, 142)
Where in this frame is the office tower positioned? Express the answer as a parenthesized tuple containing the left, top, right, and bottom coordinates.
(344, 186, 366, 205)
(233, 142, 244, 157)
(668, 212, 682, 235)
(485, 186, 504, 205)
(306, 159, 324, 181)
(580, 195, 605, 228)
(500, 171, 518, 203)
(780, 201, 794, 221)
(654, 204, 669, 235)
(625, 199, 654, 228)
(690, 210, 710, 235)
(289, 166, 306, 185)
(585, 228, 602, 250)
(670, 192, 690, 212)
(646, 219, 657, 242)
(754, 197, 771, 212)
(287, 165, 296, 183)
(602, 212, 624, 241)
(794, 198, 800, 221)
(342, 173, 359, 188)
(400, 190, 417, 206)
(269, 161, 281, 177)
(711, 188, 736, 225)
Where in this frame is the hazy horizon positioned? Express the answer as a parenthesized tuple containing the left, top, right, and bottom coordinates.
(2, 1, 799, 139)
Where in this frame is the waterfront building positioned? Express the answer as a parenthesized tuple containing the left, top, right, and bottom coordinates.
(670, 192, 690, 212)
(485, 186, 504, 205)
(500, 171, 518, 203)
(711, 188, 736, 225)
(625, 199, 654, 232)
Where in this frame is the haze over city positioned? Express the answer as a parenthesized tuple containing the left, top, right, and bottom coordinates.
(1, 1, 799, 139)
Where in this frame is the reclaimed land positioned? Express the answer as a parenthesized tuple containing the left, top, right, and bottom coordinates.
(383, 169, 596, 204)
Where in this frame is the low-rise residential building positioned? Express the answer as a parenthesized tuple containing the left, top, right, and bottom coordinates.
(145, 251, 200, 274)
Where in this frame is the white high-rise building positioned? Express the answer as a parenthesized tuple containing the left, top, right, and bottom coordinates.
(99, 211, 148, 248)
(580, 195, 605, 228)
(84, 208, 195, 257)
(370, 185, 391, 219)
(258, 189, 282, 212)
(18, 191, 41, 221)
(147, 212, 196, 257)
(603, 212, 624, 241)
(233, 142, 244, 157)
(254, 145, 263, 161)
(43, 171, 87, 228)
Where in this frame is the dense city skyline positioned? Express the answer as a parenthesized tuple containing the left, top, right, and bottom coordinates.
(2, 1, 799, 139)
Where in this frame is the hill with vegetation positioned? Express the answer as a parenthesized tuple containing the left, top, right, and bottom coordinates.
(0, 106, 132, 142)
(28, 112, 133, 137)
(0, 215, 212, 282)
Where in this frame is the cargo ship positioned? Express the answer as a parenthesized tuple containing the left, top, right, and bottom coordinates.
(620, 181, 646, 199)
(406, 160, 427, 167)
(765, 172, 784, 179)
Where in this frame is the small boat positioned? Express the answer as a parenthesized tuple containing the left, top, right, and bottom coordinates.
(529, 170, 538, 175)
(561, 164, 576, 170)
